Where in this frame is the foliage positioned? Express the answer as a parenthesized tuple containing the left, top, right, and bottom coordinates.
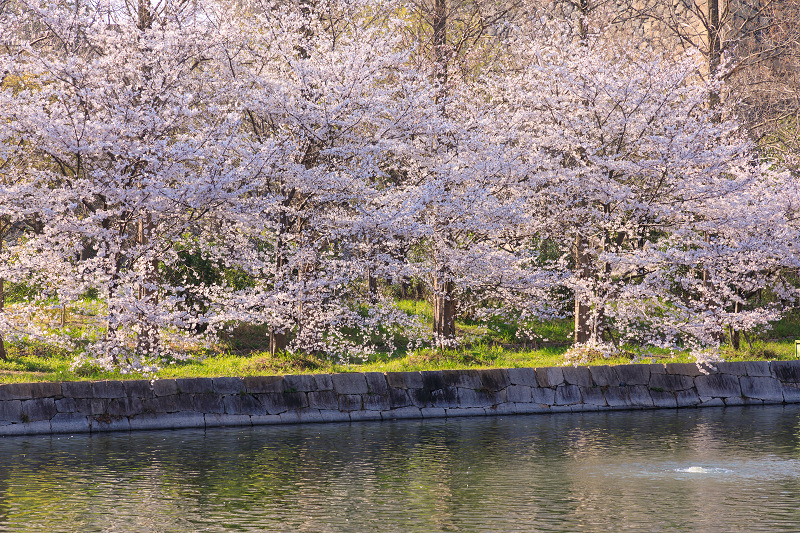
(0, 0, 797, 371)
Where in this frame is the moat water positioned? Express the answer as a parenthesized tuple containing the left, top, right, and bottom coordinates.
(2, 405, 800, 532)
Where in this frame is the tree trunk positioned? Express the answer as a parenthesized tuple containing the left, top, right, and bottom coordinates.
(729, 300, 741, 351)
(367, 267, 378, 302)
(708, 0, 722, 109)
(270, 211, 288, 356)
(432, 271, 455, 348)
(135, 214, 160, 357)
(574, 234, 591, 344)
(433, 0, 448, 89)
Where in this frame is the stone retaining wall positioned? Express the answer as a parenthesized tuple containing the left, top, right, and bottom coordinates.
(3, 360, 800, 436)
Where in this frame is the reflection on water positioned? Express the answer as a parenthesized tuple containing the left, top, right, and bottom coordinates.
(2, 406, 800, 532)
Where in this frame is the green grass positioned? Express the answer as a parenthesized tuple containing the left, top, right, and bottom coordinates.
(0, 298, 798, 384)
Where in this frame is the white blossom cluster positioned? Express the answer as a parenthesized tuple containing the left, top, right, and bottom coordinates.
(0, 0, 797, 369)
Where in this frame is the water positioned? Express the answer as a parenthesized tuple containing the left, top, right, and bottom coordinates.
(2, 406, 800, 532)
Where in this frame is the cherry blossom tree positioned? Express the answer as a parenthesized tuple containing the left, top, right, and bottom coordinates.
(503, 23, 800, 351)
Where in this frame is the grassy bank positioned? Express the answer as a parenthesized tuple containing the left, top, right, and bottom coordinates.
(0, 338, 797, 385)
(0, 300, 798, 384)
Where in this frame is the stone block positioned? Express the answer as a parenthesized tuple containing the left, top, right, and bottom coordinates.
(579, 386, 606, 407)
(205, 413, 252, 427)
(152, 379, 178, 396)
(250, 415, 281, 426)
(21, 398, 57, 421)
(92, 381, 125, 399)
(283, 374, 315, 392)
(781, 383, 800, 403)
(649, 373, 694, 391)
(223, 394, 266, 415)
(106, 397, 144, 417)
(590, 366, 619, 387)
(421, 371, 446, 391)
(308, 391, 339, 410)
(715, 362, 748, 375)
(535, 367, 564, 388)
(744, 361, 771, 377)
(129, 412, 205, 431)
(506, 385, 532, 403)
(408, 388, 432, 408)
(385, 372, 423, 389)
(695, 374, 741, 398)
(175, 378, 213, 394)
(511, 403, 550, 414)
(554, 385, 582, 405)
(458, 388, 501, 408)
(0, 383, 33, 401)
(772, 361, 800, 383)
(604, 387, 630, 408)
(650, 390, 677, 408)
(91, 415, 130, 433)
(744, 397, 766, 405)
(29, 382, 62, 398)
(388, 388, 411, 408)
(55, 397, 76, 413)
(551, 405, 573, 412)
(313, 374, 334, 391)
(50, 413, 91, 434)
(740, 376, 783, 402)
(664, 363, 704, 377)
(506, 368, 538, 387)
(562, 367, 592, 387)
(571, 404, 599, 412)
(61, 381, 93, 398)
(531, 387, 556, 405)
(444, 407, 486, 417)
(420, 407, 447, 418)
(277, 410, 310, 424)
(381, 406, 422, 420)
(332, 373, 369, 395)
(627, 385, 654, 408)
(212, 377, 245, 395)
(339, 394, 363, 411)
(141, 396, 169, 414)
(0, 400, 22, 422)
(282, 391, 308, 410)
(486, 403, 518, 415)
(90, 399, 109, 415)
(364, 394, 391, 411)
(442, 369, 481, 388)
(615, 364, 650, 385)
(479, 369, 510, 391)
(723, 396, 745, 406)
(0, 421, 52, 436)
(675, 389, 700, 407)
(249, 414, 283, 426)
(648, 364, 666, 375)
(699, 397, 725, 407)
(349, 410, 382, 422)
(243, 376, 284, 393)
(190, 393, 224, 414)
(123, 380, 154, 398)
(430, 387, 459, 408)
(365, 373, 389, 395)
(319, 410, 350, 422)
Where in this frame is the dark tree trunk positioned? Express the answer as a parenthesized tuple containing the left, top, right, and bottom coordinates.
(432, 272, 455, 347)
(135, 215, 160, 357)
(574, 234, 592, 344)
(367, 267, 378, 303)
(708, 0, 722, 109)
